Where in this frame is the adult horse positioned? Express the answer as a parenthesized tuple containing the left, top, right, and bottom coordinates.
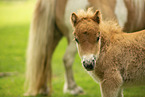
(25, 0, 145, 96)
(71, 8, 145, 97)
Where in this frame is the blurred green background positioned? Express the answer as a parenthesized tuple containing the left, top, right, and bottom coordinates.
(0, 0, 145, 97)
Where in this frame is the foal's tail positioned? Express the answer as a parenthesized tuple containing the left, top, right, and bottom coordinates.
(25, 0, 56, 95)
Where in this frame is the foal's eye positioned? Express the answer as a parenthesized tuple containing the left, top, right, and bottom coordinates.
(97, 36, 99, 42)
(75, 38, 79, 43)
(96, 33, 100, 42)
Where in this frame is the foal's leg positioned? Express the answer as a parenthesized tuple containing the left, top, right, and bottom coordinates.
(118, 89, 124, 97)
(100, 70, 123, 97)
(63, 41, 83, 95)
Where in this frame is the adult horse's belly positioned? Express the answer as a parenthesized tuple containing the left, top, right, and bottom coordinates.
(65, 0, 89, 32)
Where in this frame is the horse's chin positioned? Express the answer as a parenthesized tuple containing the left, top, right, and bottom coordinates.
(85, 68, 94, 71)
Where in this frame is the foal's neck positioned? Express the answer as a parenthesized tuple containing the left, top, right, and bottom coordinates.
(99, 21, 123, 50)
(100, 30, 111, 50)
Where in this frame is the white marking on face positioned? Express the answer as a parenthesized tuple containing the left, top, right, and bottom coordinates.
(82, 54, 97, 62)
(76, 43, 78, 49)
(81, 54, 99, 65)
(115, 0, 128, 28)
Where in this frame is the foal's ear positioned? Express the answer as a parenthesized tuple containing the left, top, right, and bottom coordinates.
(92, 10, 101, 24)
(71, 13, 78, 26)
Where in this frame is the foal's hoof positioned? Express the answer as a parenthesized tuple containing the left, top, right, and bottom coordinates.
(64, 85, 84, 95)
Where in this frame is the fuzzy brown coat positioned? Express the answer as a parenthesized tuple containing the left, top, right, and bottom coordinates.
(71, 8, 145, 97)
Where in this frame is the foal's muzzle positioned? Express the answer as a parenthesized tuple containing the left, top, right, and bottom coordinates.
(82, 55, 96, 71)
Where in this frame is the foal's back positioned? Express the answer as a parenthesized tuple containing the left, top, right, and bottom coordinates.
(111, 30, 145, 86)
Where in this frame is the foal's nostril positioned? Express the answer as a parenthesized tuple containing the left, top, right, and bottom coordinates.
(83, 61, 85, 64)
(83, 61, 87, 68)
(92, 59, 95, 65)
(92, 59, 94, 63)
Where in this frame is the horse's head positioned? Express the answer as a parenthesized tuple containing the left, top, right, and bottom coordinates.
(71, 9, 102, 71)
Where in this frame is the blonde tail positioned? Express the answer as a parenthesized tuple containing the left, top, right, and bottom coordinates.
(25, 0, 56, 95)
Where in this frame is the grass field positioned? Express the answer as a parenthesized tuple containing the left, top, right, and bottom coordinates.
(0, 1, 145, 97)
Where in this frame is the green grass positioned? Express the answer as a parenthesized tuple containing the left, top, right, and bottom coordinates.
(0, 1, 145, 97)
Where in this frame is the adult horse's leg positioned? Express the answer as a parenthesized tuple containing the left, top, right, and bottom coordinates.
(63, 36, 83, 95)
(37, 28, 63, 95)
(55, 0, 84, 95)
(123, 0, 145, 32)
(25, 0, 58, 96)
(25, 26, 62, 96)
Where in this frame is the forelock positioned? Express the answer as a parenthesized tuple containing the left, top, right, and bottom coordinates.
(77, 8, 94, 18)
